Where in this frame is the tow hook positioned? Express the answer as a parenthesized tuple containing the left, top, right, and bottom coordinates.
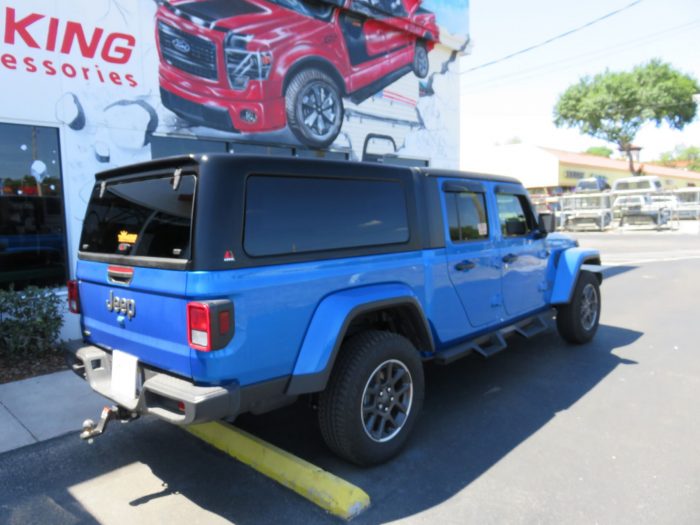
(80, 405, 138, 443)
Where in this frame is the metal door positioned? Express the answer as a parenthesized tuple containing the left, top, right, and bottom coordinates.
(442, 179, 503, 328)
(494, 185, 549, 318)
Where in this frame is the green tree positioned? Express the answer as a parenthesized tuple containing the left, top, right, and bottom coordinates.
(657, 145, 700, 172)
(554, 59, 699, 175)
(585, 146, 613, 158)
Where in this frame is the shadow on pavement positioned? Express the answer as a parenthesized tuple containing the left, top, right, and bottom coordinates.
(235, 322, 642, 524)
(601, 265, 637, 279)
(0, 323, 641, 525)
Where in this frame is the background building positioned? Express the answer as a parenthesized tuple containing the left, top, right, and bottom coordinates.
(0, 0, 470, 338)
(462, 144, 700, 192)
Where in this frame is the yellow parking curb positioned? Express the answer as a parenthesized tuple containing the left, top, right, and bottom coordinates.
(186, 421, 370, 520)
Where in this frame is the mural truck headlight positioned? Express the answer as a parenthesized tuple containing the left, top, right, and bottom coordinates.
(225, 33, 272, 91)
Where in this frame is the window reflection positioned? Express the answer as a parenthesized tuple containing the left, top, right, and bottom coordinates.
(446, 191, 489, 242)
(497, 193, 536, 237)
(0, 123, 66, 290)
(244, 175, 409, 256)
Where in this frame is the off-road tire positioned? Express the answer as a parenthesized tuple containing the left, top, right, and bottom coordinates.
(412, 42, 429, 78)
(556, 271, 601, 344)
(318, 330, 424, 466)
(285, 68, 343, 149)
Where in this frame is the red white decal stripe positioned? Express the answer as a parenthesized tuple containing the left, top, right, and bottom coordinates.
(381, 90, 417, 106)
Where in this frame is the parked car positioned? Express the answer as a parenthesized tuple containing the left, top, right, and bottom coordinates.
(673, 187, 700, 219)
(156, 0, 438, 148)
(0, 196, 66, 288)
(560, 193, 612, 231)
(574, 176, 610, 193)
(613, 195, 671, 227)
(68, 155, 602, 465)
(612, 175, 663, 194)
(650, 194, 679, 212)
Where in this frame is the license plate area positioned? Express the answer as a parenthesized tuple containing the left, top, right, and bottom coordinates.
(111, 350, 140, 406)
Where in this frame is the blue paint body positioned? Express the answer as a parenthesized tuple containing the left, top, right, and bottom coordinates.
(549, 247, 601, 304)
(76, 175, 600, 390)
(291, 283, 422, 378)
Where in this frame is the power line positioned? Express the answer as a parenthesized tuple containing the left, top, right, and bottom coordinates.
(460, 18, 700, 94)
(460, 0, 644, 76)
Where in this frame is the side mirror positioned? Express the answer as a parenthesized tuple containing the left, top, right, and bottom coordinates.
(538, 212, 555, 234)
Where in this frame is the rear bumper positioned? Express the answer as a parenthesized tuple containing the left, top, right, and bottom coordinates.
(71, 345, 240, 426)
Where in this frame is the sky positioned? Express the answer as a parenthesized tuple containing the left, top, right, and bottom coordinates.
(423, 0, 470, 37)
(458, 0, 700, 161)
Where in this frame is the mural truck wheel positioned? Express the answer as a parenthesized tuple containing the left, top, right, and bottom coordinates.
(285, 69, 343, 149)
(412, 42, 429, 79)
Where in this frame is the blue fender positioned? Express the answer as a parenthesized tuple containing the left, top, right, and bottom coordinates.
(550, 248, 602, 304)
(285, 283, 432, 395)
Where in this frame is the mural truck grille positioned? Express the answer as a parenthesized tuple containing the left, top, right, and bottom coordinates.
(158, 22, 218, 81)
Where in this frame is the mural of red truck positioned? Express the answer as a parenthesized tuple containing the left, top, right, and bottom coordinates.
(156, 0, 439, 148)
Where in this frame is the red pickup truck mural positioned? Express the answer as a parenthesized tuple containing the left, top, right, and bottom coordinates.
(156, 0, 439, 148)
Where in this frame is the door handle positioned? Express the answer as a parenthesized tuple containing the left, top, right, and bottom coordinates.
(455, 260, 476, 272)
(502, 253, 518, 264)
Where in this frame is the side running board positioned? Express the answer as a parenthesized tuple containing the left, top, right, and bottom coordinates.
(434, 313, 551, 365)
(511, 315, 548, 339)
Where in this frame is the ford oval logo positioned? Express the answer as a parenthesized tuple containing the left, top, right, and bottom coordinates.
(172, 37, 191, 54)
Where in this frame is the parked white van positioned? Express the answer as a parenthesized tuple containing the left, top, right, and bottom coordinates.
(612, 175, 663, 194)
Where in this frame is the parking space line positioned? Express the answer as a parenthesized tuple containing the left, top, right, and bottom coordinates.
(186, 421, 370, 520)
(604, 254, 700, 266)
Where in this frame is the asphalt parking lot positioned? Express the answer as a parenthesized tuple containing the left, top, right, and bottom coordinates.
(1, 228, 699, 524)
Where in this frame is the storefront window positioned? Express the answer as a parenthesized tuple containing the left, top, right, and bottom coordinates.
(0, 123, 66, 290)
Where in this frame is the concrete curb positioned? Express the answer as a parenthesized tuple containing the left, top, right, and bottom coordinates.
(187, 421, 371, 520)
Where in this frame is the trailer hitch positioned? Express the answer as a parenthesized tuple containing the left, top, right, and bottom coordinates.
(80, 405, 138, 442)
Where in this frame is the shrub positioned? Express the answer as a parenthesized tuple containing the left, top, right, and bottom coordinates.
(0, 286, 64, 363)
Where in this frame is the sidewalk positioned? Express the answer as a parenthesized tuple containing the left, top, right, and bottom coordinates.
(0, 369, 108, 454)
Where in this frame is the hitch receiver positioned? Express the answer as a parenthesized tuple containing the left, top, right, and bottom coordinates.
(80, 405, 138, 442)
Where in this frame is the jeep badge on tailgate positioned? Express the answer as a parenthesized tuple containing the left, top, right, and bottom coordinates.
(106, 291, 136, 319)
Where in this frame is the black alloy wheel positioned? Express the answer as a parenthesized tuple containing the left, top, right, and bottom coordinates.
(285, 68, 343, 149)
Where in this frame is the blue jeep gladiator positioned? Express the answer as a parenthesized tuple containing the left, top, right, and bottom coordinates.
(69, 154, 602, 465)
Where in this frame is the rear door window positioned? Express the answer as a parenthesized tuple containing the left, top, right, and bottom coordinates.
(445, 191, 489, 242)
(80, 174, 195, 260)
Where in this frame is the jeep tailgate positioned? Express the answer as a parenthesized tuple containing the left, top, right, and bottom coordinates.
(76, 166, 197, 379)
(77, 261, 192, 378)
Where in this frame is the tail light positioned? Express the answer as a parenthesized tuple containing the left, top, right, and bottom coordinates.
(67, 280, 80, 314)
(187, 300, 234, 351)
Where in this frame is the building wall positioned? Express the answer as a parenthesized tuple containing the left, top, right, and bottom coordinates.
(463, 144, 700, 191)
(558, 162, 698, 189)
